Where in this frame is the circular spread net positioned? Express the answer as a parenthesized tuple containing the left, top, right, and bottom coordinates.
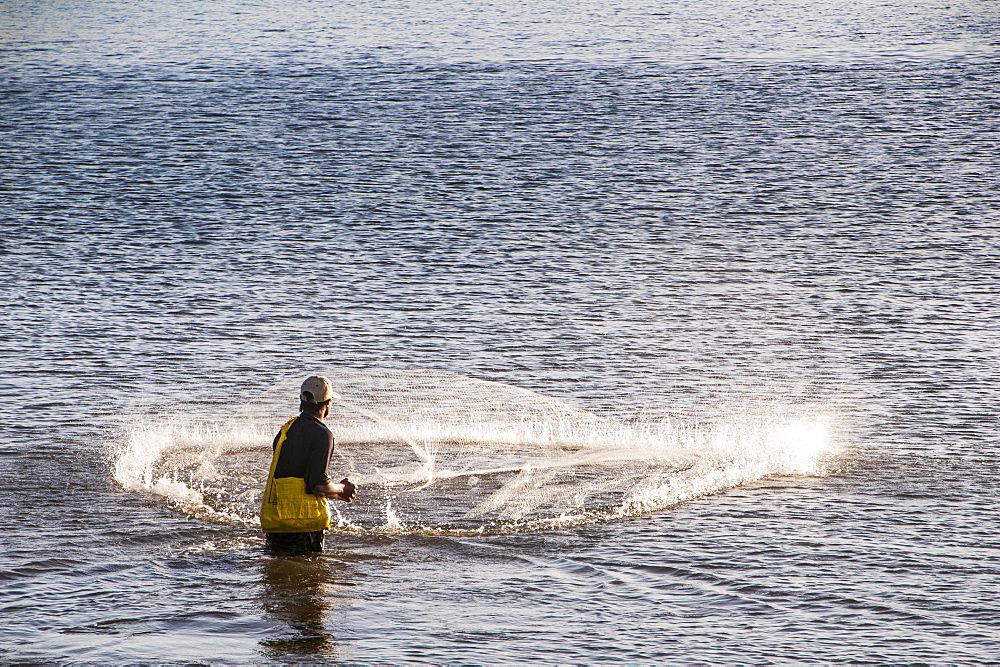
(111, 368, 838, 534)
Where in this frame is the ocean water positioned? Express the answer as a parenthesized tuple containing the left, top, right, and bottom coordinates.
(2, 0, 1000, 662)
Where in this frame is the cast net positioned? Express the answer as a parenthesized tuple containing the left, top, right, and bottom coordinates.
(110, 368, 840, 534)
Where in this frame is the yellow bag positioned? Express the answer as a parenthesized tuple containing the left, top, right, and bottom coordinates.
(260, 417, 331, 533)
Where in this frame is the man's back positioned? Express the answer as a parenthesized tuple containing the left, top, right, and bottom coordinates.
(272, 413, 334, 491)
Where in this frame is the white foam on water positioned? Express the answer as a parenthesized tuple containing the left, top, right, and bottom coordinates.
(107, 369, 844, 534)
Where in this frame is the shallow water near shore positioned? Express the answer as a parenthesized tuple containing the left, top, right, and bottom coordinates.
(2, 0, 1000, 661)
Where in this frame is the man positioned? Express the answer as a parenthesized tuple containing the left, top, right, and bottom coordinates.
(261, 375, 357, 556)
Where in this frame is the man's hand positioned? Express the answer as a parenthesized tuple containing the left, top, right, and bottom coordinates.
(335, 478, 357, 502)
(312, 478, 357, 502)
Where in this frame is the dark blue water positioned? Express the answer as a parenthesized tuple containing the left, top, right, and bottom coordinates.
(2, 0, 1000, 661)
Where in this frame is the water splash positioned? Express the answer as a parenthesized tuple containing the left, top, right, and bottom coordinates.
(108, 369, 843, 534)
(380, 500, 405, 532)
(109, 416, 268, 525)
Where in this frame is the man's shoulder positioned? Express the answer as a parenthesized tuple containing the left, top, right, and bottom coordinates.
(294, 414, 334, 439)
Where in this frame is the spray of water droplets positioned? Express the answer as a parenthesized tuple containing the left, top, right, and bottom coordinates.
(109, 369, 843, 535)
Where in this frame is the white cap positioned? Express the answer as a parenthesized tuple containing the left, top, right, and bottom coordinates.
(300, 375, 341, 403)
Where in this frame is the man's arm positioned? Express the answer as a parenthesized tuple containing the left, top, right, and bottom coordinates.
(312, 478, 357, 502)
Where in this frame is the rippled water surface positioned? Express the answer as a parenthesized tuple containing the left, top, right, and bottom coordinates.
(2, 0, 999, 662)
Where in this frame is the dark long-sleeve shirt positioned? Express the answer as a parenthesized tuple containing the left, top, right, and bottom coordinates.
(272, 413, 334, 491)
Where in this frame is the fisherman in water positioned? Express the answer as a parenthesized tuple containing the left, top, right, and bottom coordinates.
(260, 375, 357, 556)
